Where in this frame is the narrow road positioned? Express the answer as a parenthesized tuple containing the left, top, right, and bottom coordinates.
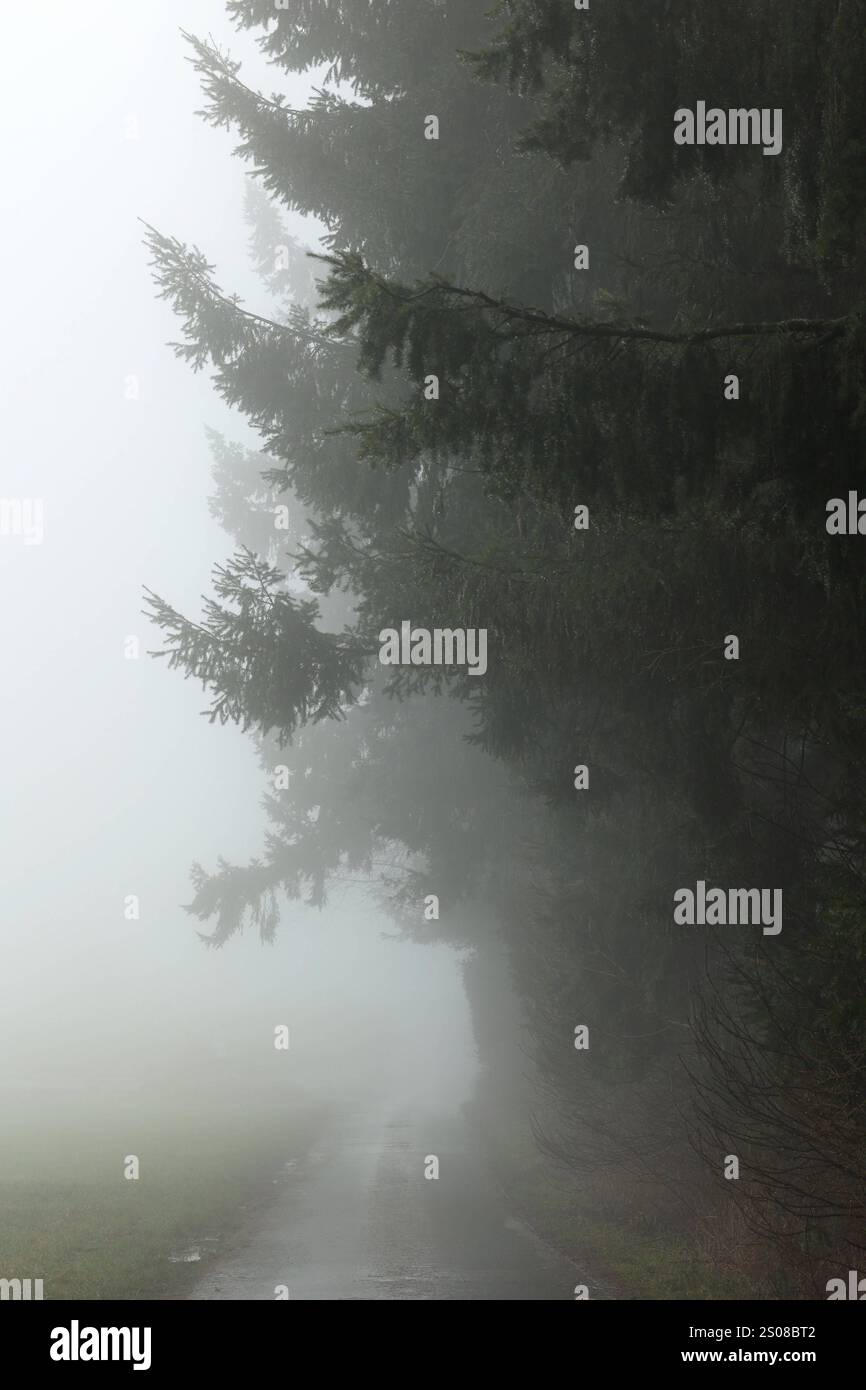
(189, 1103, 597, 1300)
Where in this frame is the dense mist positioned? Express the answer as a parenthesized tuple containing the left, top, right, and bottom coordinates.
(2, 0, 865, 1320)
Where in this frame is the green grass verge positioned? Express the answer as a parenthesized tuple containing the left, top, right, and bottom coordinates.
(0, 1089, 328, 1300)
(468, 1100, 757, 1300)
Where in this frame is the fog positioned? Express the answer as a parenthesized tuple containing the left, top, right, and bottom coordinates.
(0, 1, 477, 1115)
(3, 0, 861, 1312)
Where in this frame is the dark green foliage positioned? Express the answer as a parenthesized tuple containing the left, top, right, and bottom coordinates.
(146, 0, 866, 1280)
(463, 0, 858, 258)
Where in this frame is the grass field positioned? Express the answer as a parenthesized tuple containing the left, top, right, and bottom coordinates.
(0, 1084, 328, 1300)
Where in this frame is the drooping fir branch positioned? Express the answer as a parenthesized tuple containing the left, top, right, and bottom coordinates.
(186, 830, 339, 946)
(142, 548, 370, 744)
(143, 221, 420, 538)
(180, 31, 382, 230)
(186, 856, 284, 947)
(306, 250, 854, 502)
(144, 225, 847, 385)
(142, 222, 345, 369)
(181, 30, 320, 125)
(316, 250, 850, 363)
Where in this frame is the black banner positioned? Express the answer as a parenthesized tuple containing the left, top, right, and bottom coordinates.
(3, 1300, 861, 1375)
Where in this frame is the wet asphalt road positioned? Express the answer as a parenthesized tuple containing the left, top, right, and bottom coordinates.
(189, 1103, 594, 1300)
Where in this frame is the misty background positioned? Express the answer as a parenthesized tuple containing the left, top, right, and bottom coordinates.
(0, 0, 476, 1110)
(2, 0, 864, 1305)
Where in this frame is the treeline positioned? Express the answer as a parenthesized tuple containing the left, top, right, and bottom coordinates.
(145, 1, 866, 1294)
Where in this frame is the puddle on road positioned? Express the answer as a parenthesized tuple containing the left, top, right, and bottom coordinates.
(271, 1158, 300, 1185)
(167, 1235, 221, 1264)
